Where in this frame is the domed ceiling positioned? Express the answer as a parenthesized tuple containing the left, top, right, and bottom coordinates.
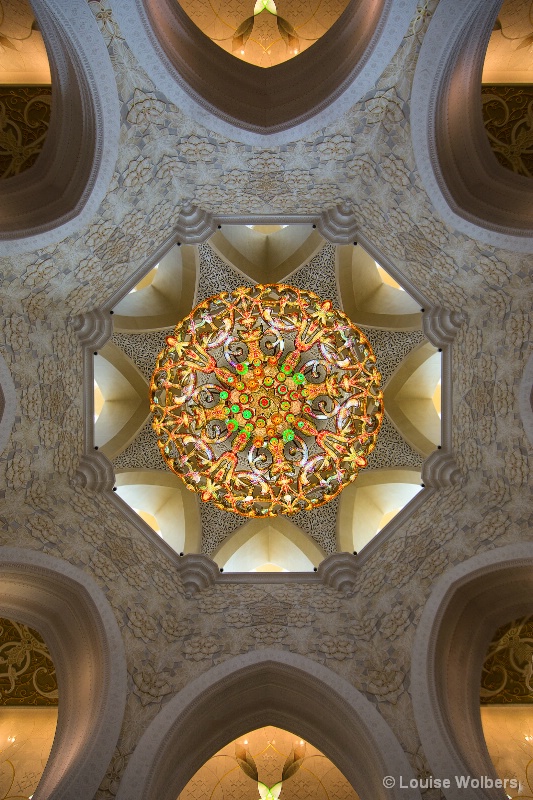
(91, 224, 441, 572)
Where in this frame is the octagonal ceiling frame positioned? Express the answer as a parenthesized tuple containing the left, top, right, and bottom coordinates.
(73, 202, 462, 593)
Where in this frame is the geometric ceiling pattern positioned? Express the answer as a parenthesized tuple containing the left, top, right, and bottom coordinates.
(102, 226, 438, 568)
(0, 0, 532, 797)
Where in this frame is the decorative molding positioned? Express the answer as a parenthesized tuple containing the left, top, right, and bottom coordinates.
(116, 650, 422, 800)
(175, 203, 217, 244)
(411, 544, 533, 800)
(0, 0, 119, 253)
(519, 351, 533, 448)
(316, 201, 358, 245)
(112, 0, 418, 144)
(411, 0, 533, 252)
(422, 306, 463, 348)
(72, 451, 115, 493)
(72, 308, 114, 350)
(317, 552, 359, 594)
(0, 351, 16, 457)
(421, 451, 462, 489)
(177, 553, 220, 597)
(0, 548, 127, 800)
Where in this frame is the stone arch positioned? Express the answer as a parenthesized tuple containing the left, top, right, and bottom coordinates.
(116, 649, 421, 800)
(411, 543, 533, 800)
(1, 0, 119, 254)
(112, 0, 417, 143)
(0, 547, 127, 800)
(411, 0, 533, 252)
(0, 352, 16, 457)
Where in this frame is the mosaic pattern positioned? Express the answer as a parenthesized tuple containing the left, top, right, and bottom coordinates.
(150, 284, 384, 516)
(0, 618, 58, 706)
(481, 615, 533, 705)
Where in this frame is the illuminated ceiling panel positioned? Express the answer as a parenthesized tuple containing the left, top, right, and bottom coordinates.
(177, 0, 350, 67)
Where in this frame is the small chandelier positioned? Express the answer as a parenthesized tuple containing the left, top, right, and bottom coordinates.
(150, 284, 383, 516)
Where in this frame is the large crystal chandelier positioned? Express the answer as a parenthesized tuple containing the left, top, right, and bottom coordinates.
(150, 284, 383, 516)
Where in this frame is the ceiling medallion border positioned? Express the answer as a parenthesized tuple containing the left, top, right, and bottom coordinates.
(73, 204, 461, 591)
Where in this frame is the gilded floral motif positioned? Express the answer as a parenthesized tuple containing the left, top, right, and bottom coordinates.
(0, 618, 57, 706)
(481, 616, 533, 704)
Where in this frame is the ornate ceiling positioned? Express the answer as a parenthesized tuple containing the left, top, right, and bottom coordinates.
(0, 0, 531, 797)
(94, 226, 440, 570)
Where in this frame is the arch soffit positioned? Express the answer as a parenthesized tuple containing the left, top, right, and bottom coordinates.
(213, 516, 327, 570)
(0, 0, 119, 255)
(337, 467, 422, 552)
(111, 0, 418, 144)
(115, 468, 202, 554)
(0, 352, 16, 457)
(95, 341, 150, 460)
(411, 544, 533, 800)
(519, 351, 533, 448)
(116, 649, 422, 800)
(384, 340, 441, 456)
(0, 547, 127, 800)
(209, 227, 324, 285)
(411, 0, 533, 252)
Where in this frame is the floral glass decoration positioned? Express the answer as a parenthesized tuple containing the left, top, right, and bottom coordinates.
(150, 284, 383, 516)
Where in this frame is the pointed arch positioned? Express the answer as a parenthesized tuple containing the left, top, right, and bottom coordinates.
(115, 469, 202, 554)
(116, 649, 422, 800)
(112, 0, 417, 142)
(0, 547, 127, 800)
(214, 517, 326, 571)
(411, 0, 533, 252)
(1, 0, 119, 253)
(94, 342, 150, 459)
(411, 544, 533, 800)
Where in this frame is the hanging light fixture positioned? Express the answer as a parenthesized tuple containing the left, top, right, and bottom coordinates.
(150, 284, 383, 516)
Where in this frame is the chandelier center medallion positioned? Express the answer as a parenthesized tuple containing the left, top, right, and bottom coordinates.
(150, 284, 383, 517)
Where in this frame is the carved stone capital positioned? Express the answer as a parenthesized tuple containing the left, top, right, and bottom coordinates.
(317, 552, 359, 594)
(73, 451, 115, 493)
(175, 203, 217, 244)
(422, 306, 463, 348)
(316, 201, 358, 245)
(177, 553, 220, 597)
(72, 308, 113, 350)
(421, 450, 462, 489)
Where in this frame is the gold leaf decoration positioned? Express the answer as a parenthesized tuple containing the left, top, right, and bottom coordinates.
(235, 742, 259, 781)
(481, 615, 533, 705)
(0, 85, 51, 179)
(0, 618, 58, 706)
(481, 85, 533, 177)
